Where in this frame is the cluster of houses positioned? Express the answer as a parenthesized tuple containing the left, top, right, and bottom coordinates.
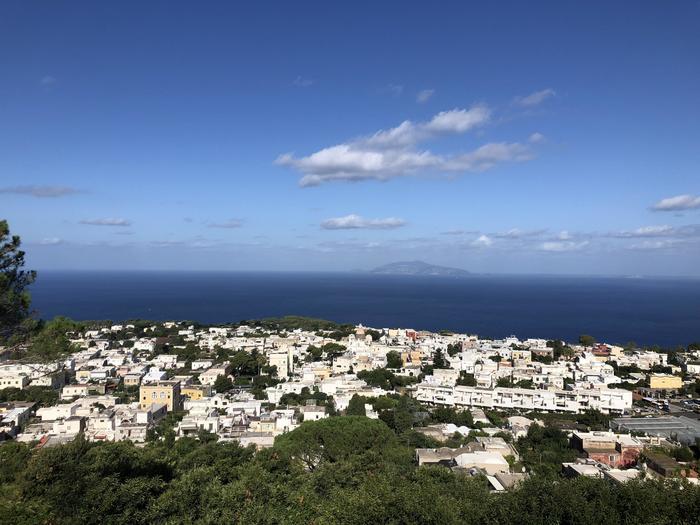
(1, 321, 699, 485)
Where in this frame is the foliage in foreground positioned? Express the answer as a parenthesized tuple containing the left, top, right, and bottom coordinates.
(0, 219, 36, 344)
(1, 417, 700, 525)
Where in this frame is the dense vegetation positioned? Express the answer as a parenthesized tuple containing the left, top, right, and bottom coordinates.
(1, 416, 700, 525)
(243, 316, 356, 340)
(0, 220, 36, 345)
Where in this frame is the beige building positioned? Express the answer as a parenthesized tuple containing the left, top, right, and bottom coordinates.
(199, 363, 232, 386)
(124, 373, 143, 387)
(649, 374, 682, 390)
(139, 381, 182, 412)
(401, 350, 423, 366)
(268, 348, 294, 379)
(0, 374, 29, 390)
(181, 385, 212, 400)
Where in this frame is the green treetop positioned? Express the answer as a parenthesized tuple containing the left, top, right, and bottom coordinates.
(0, 220, 36, 343)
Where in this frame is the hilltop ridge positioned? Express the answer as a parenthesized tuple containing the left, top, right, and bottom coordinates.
(371, 260, 471, 277)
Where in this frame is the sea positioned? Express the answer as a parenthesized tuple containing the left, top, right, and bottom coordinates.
(28, 271, 700, 348)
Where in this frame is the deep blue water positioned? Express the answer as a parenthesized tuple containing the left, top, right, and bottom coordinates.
(29, 271, 700, 347)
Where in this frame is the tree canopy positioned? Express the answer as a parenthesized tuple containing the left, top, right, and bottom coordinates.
(386, 350, 403, 369)
(274, 416, 398, 470)
(2, 418, 700, 525)
(0, 219, 36, 343)
(28, 316, 79, 361)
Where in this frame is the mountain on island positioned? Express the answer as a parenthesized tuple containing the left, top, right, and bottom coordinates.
(371, 260, 471, 277)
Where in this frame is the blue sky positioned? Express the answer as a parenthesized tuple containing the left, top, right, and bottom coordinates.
(1, 1, 699, 275)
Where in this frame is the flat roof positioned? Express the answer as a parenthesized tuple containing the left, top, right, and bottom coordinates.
(612, 416, 700, 445)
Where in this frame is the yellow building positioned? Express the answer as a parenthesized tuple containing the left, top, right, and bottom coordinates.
(76, 369, 92, 383)
(139, 381, 182, 411)
(124, 373, 143, 387)
(401, 350, 422, 366)
(648, 374, 682, 390)
(181, 385, 212, 400)
(512, 349, 532, 363)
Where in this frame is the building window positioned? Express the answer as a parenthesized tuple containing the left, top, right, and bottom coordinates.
(152, 392, 157, 399)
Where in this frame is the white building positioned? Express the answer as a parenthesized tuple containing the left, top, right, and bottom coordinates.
(0, 373, 29, 390)
(415, 384, 632, 414)
(268, 347, 294, 379)
(301, 405, 327, 422)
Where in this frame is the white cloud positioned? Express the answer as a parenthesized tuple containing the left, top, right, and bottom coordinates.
(208, 219, 243, 229)
(321, 214, 406, 230)
(471, 234, 493, 247)
(444, 142, 532, 172)
(293, 76, 314, 87)
(277, 105, 535, 187)
(514, 88, 556, 107)
(383, 84, 404, 96)
(539, 240, 589, 252)
(280, 147, 439, 187)
(614, 225, 674, 238)
(0, 185, 81, 198)
(529, 132, 546, 144)
(627, 239, 682, 251)
(651, 194, 700, 211)
(39, 237, 63, 245)
(493, 228, 547, 239)
(80, 218, 131, 227)
(151, 240, 186, 247)
(424, 106, 491, 134)
(362, 121, 426, 149)
(416, 89, 435, 103)
(359, 106, 490, 149)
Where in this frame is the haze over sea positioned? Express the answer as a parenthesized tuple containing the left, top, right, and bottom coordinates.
(30, 271, 700, 348)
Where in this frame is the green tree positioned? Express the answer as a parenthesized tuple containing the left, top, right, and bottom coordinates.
(432, 406, 474, 427)
(321, 342, 346, 360)
(357, 368, 418, 390)
(386, 350, 403, 369)
(576, 409, 610, 431)
(346, 394, 366, 416)
(273, 416, 398, 470)
(433, 348, 448, 369)
(579, 334, 596, 347)
(0, 385, 59, 406)
(446, 343, 462, 357)
(230, 349, 263, 375)
(213, 374, 233, 393)
(0, 441, 32, 483)
(0, 220, 36, 343)
(29, 316, 79, 361)
(305, 344, 323, 361)
(175, 342, 199, 362)
(365, 329, 382, 341)
(671, 446, 694, 462)
(3, 418, 700, 523)
(516, 423, 577, 478)
(496, 376, 513, 387)
(456, 371, 477, 386)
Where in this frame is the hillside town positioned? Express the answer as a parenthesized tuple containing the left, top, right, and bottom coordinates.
(2, 318, 700, 489)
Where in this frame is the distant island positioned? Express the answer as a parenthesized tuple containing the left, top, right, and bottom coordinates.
(371, 260, 471, 277)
